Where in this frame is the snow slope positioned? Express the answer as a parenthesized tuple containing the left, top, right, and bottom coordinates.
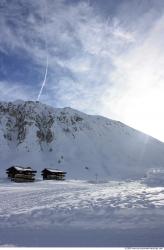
(1, 100, 164, 180)
(0, 180, 164, 247)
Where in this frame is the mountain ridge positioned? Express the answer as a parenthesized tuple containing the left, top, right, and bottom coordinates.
(0, 100, 164, 180)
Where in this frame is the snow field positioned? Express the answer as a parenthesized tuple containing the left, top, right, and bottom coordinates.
(0, 180, 164, 229)
(1, 179, 164, 246)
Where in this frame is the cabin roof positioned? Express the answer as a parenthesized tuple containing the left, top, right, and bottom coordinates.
(148, 168, 164, 174)
(15, 166, 32, 171)
(6, 166, 37, 172)
(42, 168, 66, 173)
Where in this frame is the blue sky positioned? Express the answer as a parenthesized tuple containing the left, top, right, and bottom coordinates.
(1, 0, 164, 141)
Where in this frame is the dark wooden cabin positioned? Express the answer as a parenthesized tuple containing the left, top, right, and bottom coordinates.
(41, 168, 66, 180)
(6, 166, 37, 182)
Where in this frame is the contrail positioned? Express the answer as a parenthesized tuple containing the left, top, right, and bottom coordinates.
(37, 52, 48, 101)
(37, 0, 49, 101)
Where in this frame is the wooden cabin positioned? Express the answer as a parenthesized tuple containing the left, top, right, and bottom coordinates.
(41, 168, 66, 180)
(6, 166, 37, 182)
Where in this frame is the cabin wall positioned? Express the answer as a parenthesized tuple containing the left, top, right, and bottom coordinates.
(12, 177, 35, 183)
(7, 170, 17, 179)
(43, 174, 65, 180)
(6, 168, 36, 182)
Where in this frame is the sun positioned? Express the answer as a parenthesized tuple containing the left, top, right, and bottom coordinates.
(122, 88, 164, 142)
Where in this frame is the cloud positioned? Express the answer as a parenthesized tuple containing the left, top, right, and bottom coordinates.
(1, 0, 164, 140)
(101, 8, 164, 140)
(0, 0, 134, 106)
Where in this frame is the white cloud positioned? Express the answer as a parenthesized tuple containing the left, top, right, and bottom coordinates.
(0, 0, 134, 104)
(1, 0, 164, 141)
(101, 12, 164, 141)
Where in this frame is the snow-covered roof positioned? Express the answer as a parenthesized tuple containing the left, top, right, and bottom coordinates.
(43, 168, 66, 173)
(7, 166, 35, 172)
(147, 168, 164, 174)
(14, 166, 32, 171)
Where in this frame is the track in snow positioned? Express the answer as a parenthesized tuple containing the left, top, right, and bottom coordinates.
(0, 179, 164, 246)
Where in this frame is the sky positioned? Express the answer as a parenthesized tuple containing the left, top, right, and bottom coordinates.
(0, 0, 164, 141)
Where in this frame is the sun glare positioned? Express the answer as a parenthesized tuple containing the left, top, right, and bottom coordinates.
(123, 88, 164, 142)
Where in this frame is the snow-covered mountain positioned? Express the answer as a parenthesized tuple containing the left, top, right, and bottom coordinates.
(0, 100, 164, 180)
